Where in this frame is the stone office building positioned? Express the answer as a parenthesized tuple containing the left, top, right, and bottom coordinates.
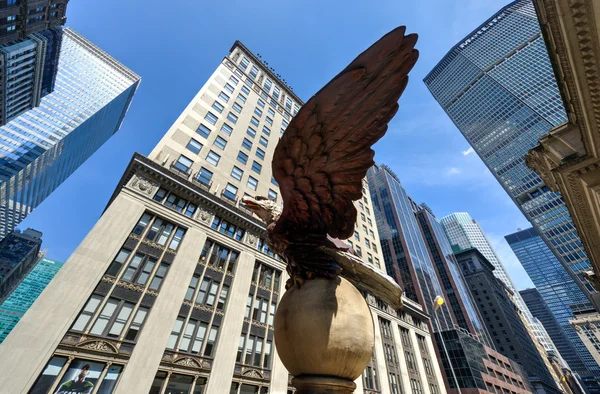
(0, 41, 447, 394)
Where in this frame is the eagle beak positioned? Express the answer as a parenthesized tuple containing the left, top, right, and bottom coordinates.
(242, 195, 259, 209)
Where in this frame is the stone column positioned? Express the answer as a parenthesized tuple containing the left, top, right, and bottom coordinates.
(425, 334, 447, 394)
(204, 251, 255, 393)
(116, 228, 207, 393)
(0, 193, 145, 394)
(271, 271, 291, 394)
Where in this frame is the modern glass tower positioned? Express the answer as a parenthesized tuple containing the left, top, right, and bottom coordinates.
(424, 0, 596, 329)
(508, 228, 595, 377)
(0, 27, 140, 239)
(0, 257, 63, 343)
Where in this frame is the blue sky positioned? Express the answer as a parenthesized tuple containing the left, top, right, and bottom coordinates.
(18, 0, 535, 289)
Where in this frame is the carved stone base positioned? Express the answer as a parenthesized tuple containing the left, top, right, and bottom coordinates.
(292, 375, 356, 393)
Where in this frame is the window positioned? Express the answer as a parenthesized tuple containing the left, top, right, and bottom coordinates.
(356, 246, 362, 256)
(256, 148, 265, 160)
(6, 25, 14, 32)
(214, 136, 227, 150)
(271, 176, 278, 187)
(247, 176, 258, 191)
(242, 138, 252, 150)
(164, 193, 188, 213)
(145, 218, 176, 246)
(293, 103, 300, 115)
(361, 213, 366, 221)
(259, 136, 268, 147)
(197, 167, 213, 186)
(254, 107, 263, 117)
(280, 127, 285, 135)
(186, 138, 202, 154)
(257, 99, 265, 108)
(246, 126, 256, 139)
(227, 112, 238, 124)
(221, 123, 233, 136)
(224, 83, 234, 93)
(273, 86, 280, 99)
(232, 102, 243, 113)
(268, 189, 277, 201)
(264, 79, 272, 92)
(282, 120, 289, 129)
(249, 65, 259, 79)
(212, 216, 246, 241)
(184, 203, 197, 218)
(6, 15, 15, 22)
(201, 239, 240, 274)
(212, 101, 224, 113)
(197, 124, 211, 138)
(362, 224, 368, 233)
(250, 116, 260, 127)
(231, 166, 243, 181)
(265, 116, 273, 126)
(369, 230, 375, 238)
(132, 213, 151, 236)
(251, 161, 262, 174)
(168, 229, 185, 251)
(121, 253, 158, 285)
(179, 319, 213, 355)
(283, 112, 291, 120)
(125, 307, 149, 341)
(354, 231, 360, 241)
(268, 107, 275, 117)
(262, 126, 270, 136)
(174, 155, 193, 173)
(106, 248, 131, 277)
(237, 151, 248, 165)
(240, 57, 249, 70)
(237, 93, 246, 104)
(241, 85, 250, 95)
(205, 111, 218, 125)
(90, 299, 134, 338)
(72, 295, 102, 332)
(285, 97, 292, 110)
(229, 76, 239, 86)
(223, 183, 238, 200)
(244, 78, 253, 87)
(261, 91, 268, 100)
(206, 150, 221, 166)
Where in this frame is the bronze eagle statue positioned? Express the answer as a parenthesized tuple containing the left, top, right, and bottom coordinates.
(242, 26, 418, 309)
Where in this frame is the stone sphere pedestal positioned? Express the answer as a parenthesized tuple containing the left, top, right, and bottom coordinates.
(274, 277, 375, 393)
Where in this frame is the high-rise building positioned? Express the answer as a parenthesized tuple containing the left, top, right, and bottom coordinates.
(368, 164, 536, 393)
(454, 247, 561, 393)
(0, 41, 447, 394)
(0, 0, 68, 46)
(508, 228, 597, 377)
(0, 256, 62, 343)
(439, 212, 558, 354)
(0, 27, 141, 239)
(424, 0, 600, 375)
(0, 227, 41, 302)
(0, 27, 63, 125)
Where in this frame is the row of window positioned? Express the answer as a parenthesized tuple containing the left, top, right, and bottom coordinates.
(132, 213, 186, 251)
(167, 316, 219, 357)
(236, 334, 273, 369)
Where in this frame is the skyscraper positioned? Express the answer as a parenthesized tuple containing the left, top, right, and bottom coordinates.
(508, 228, 596, 377)
(0, 27, 140, 239)
(367, 164, 532, 394)
(0, 0, 68, 46)
(0, 227, 42, 302)
(454, 247, 561, 393)
(0, 41, 447, 394)
(424, 0, 596, 346)
(0, 257, 62, 343)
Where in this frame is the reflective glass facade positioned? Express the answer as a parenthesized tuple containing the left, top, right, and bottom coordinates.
(0, 28, 140, 238)
(508, 229, 596, 376)
(424, 0, 596, 341)
(0, 257, 62, 343)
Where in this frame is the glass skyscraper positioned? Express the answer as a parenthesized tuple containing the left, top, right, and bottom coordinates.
(425, 0, 599, 378)
(507, 228, 596, 376)
(368, 165, 489, 342)
(0, 257, 63, 343)
(0, 27, 140, 238)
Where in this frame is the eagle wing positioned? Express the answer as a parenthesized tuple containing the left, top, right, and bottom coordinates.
(272, 26, 418, 241)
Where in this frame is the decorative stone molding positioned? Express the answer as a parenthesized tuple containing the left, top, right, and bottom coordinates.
(174, 357, 202, 368)
(197, 207, 212, 224)
(78, 340, 119, 354)
(116, 280, 146, 293)
(246, 233, 258, 247)
(242, 368, 264, 379)
(130, 175, 159, 196)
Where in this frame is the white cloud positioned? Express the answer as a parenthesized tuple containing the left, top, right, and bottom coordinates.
(447, 167, 461, 175)
(462, 147, 475, 156)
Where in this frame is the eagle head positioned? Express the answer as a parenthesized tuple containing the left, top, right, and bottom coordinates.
(242, 195, 282, 225)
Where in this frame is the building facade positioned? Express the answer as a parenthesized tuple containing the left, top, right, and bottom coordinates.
(0, 227, 41, 302)
(0, 27, 140, 239)
(0, 256, 62, 342)
(0, 0, 68, 45)
(524, 0, 600, 294)
(454, 248, 561, 393)
(424, 0, 600, 377)
(0, 27, 63, 125)
(570, 311, 600, 370)
(0, 41, 447, 394)
(507, 228, 597, 377)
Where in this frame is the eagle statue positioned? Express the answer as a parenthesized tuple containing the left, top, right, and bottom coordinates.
(242, 26, 418, 310)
